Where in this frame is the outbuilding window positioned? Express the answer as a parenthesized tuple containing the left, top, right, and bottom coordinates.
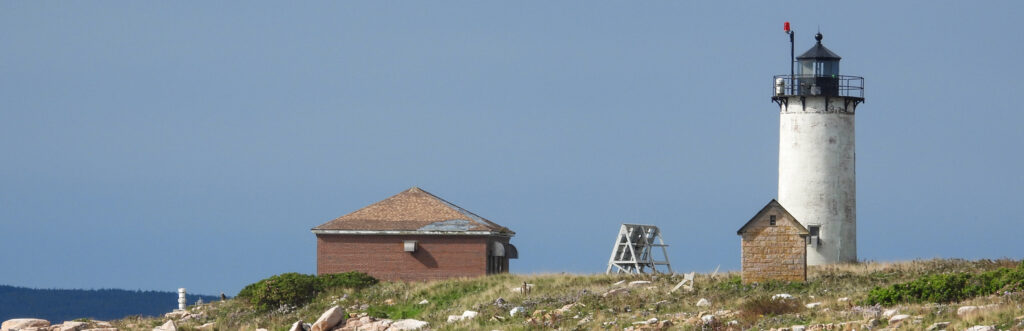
(807, 225, 821, 246)
(769, 215, 777, 226)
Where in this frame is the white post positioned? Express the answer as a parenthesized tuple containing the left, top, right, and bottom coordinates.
(177, 288, 187, 310)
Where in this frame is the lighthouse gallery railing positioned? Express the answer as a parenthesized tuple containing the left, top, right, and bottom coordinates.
(773, 75, 864, 99)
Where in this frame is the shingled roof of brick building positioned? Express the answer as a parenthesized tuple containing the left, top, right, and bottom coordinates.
(312, 187, 514, 235)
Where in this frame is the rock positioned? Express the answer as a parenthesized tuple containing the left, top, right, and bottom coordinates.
(696, 298, 711, 307)
(256, 329, 269, 331)
(837, 297, 850, 302)
(80, 329, 117, 331)
(493, 297, 506, 305)
(446, 311, 477, 323)
(602, 288, 629, 297)
(164, 310, 189, 319)
(287, 321, 303, 331)
(888, 314, 910, 324)
(772, 293, 794, 300)
(805, 302, 822, 309)
(509, 306, 526, 317)
(958, 305, 980, 316)
(791, 326, 806, 331)
(701, 314, 715, 324)
(91, 322, 111, 328)
(384, 299, 395, 305)
(964, 326, 995, 331)
(628, 281, 652, 287)
(612, 280, 626, 286)
(386, 319, 428, 331)
(510, 284, 534, 293)
(310, 306, 345, 331)
(417, 299, 429, 305)
(153, 320, 176, 331)
(3, 319, 51, 331)
(926, 322, 950, 331)
(882, 309, 898, 318)
(555, 303, 581, 315)
(56, 321, 86, 331)
(867, 319, 880, 327)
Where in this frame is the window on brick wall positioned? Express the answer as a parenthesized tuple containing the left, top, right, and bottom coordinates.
(769, 215, 777, 226)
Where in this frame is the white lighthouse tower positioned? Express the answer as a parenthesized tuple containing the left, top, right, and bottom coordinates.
(772, 30, 864, 265)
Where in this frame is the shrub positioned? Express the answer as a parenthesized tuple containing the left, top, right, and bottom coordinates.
(319, 271, 379, 289)
(237, 272, 378, 311)
(865, 262, 1024, 305)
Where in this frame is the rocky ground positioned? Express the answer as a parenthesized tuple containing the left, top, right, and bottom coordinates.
(3, 259, 1024, 331)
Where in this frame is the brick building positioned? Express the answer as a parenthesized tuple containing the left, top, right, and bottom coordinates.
(312, 187, 517, 282)
(736, 200, 809, 284)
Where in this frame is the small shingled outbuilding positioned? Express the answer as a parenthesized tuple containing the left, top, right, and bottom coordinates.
(737, 199, 809, 284)
(312, 187, 517, 282)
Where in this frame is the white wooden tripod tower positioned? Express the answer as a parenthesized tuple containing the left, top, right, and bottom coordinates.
(606, 224, 672, 274)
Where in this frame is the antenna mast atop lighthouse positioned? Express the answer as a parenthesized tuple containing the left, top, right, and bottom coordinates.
(772, 24, 864, 265)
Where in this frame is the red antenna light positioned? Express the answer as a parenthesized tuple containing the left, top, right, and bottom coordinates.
(784, 22, 791, 32)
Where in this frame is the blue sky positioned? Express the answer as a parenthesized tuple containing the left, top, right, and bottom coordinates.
(1, 1, 1022, 295)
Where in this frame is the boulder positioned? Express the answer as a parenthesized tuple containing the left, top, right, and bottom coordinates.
(882, 309, 899, 318)
(509, 307, 526, 317)
(2, 319, 50, 331)
(805, 302, 822, 309)
(197, 322, 215, 330)
(164, 310, 189, 319)
(287, 321, 304, 331)
(791, 326, 806, 331)
(964, 326, 995, 331)
(56, 321, 86, 331)
(772, 293, 794, 300)
(386, 319, 427, 331)
(888, 314, 910, 324)
(700, 315, 715, 325)
(696, 298, 711, 307)
(310, 306, 345, 331)
(926, 322, 950, 331)
(153, 320, 176, 331)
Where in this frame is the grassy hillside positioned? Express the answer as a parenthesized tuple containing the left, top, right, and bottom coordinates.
(111, 259, 1024, 330)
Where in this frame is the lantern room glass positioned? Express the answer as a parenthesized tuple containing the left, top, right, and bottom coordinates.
(799, 59, 839, 78)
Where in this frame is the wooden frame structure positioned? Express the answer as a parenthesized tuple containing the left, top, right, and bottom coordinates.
(605, 224, 672, 274)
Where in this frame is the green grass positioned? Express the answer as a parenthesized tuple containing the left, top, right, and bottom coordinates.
(107, 259, 1024, 331)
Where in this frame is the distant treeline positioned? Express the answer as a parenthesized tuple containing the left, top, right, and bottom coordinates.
(0, 285, 222, 323)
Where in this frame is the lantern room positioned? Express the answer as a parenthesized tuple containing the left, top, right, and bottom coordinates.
(796, 33, 842, 96)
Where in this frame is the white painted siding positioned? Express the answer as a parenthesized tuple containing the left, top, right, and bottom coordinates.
(778, 97, 857, 265)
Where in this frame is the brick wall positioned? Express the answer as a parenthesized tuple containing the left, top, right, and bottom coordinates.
(740, 212, 806, 284)
(317, 234, 508, 282)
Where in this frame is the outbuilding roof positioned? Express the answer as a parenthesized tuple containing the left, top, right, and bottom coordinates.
(312, 187, 514, 236)
(736, 199, 810, 235)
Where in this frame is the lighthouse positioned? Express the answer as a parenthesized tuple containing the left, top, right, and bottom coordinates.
(772, 29, 864, 265)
